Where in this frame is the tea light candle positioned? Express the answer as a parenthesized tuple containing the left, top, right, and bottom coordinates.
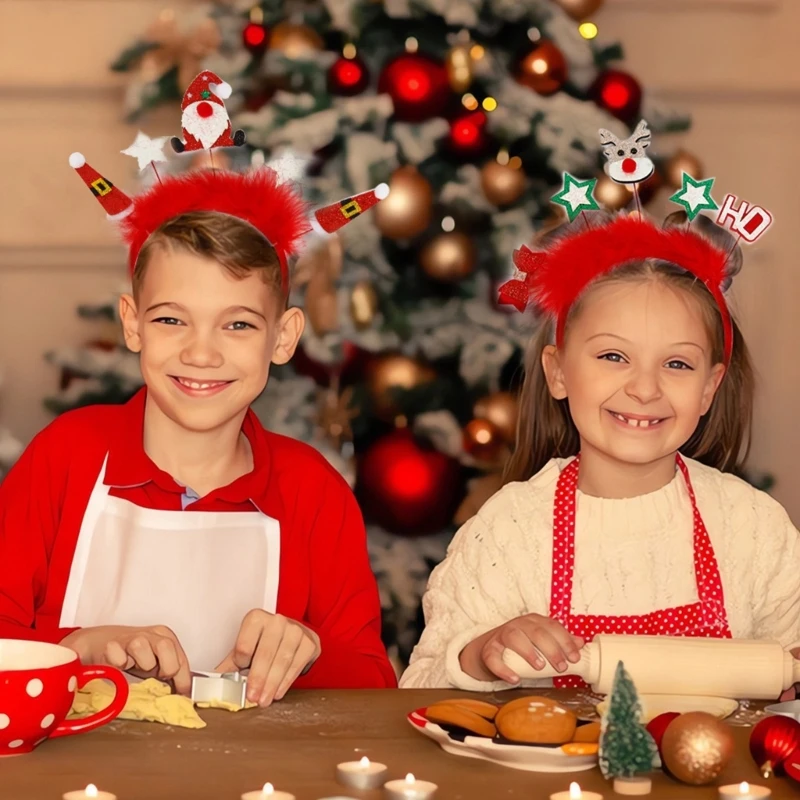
(383, 773, 438, 800)
(550, 782, 604, 800)
(718, 782, 771, 799)
(241, 783, 296, 800)
(63, 785, 116, 800)
(336, 756, 389, 789)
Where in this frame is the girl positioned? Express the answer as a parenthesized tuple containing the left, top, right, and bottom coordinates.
(400, 210, 800, 692)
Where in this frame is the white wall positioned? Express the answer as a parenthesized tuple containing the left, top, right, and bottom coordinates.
(0, 0, 797, 520)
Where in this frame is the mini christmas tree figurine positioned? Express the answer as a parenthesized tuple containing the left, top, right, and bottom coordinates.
(599, 661, 657, 795)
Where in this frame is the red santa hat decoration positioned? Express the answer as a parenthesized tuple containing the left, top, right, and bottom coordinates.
(69, 71, 390, 293)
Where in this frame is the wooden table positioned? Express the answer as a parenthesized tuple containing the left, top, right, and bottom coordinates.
(3, 690, 796, 800)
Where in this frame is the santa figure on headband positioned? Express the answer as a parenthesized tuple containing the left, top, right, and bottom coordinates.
(171, 69, 246, 154)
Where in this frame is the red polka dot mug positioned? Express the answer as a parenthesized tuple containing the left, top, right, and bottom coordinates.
(0, 639, 129, 756)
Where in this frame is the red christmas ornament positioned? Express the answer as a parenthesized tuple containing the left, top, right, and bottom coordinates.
(357, 428, 463, 536)
(243, 21, 269, 52)
(591, 69, 642, 124)
(785, 747, 800, 782)
(293, 342, 366, 387)
(328, 54, 369, 96)
(749, 715, 800, 777)
(378, 53, 450, 122)
(449, 110, 489, 157)
(646, 712, 681, 755)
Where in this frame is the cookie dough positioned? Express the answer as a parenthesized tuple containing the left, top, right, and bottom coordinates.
(69, 678, 206, 729)
(196, 698, 257, 712)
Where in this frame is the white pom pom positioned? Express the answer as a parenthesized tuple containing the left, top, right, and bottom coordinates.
(374, 183, 390, 200)
(69, 152, 86, 169)
(213, 81, 232, 100)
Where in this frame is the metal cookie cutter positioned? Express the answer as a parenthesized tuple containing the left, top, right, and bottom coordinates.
(190, 671, 248, 709)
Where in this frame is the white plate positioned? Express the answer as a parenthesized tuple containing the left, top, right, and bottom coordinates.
(764, 700, 800, 722)
(596, 694, 738, 723)
(407, 707, 598, 773)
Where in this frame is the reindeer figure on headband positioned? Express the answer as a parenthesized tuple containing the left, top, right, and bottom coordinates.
(599, 120, 654, 184)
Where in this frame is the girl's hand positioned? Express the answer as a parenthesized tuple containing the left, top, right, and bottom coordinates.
(214, 609, 320, 707)
(459, 614, 584, 684)
(60, 624, 192, 694)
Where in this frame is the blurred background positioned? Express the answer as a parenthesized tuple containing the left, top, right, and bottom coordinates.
(0, 0, 796, 672)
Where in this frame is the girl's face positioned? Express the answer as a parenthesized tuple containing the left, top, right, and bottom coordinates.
(542, 279, 725, 468)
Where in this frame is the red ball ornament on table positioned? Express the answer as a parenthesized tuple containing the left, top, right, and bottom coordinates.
(357, 429, 462, 536)
(646, 712, 681, 755)
(785, 747, 800, 782)
(749, 715, 800, 777)
(591, 69, 642, 123)
(378, 52, 450, 122)
(328, 54, 370, 96)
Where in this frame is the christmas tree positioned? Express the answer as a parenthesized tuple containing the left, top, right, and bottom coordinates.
(49, 0, 696, 669)
(599, 661, 657, 780)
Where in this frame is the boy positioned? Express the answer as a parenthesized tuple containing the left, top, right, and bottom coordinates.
(0, 153, 396, 705)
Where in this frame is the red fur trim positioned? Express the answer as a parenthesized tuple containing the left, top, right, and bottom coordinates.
(507, 216, 733, 362)
(121, 168, 312, 282)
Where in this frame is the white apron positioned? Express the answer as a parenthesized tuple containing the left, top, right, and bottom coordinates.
(59, 455, 281, 671)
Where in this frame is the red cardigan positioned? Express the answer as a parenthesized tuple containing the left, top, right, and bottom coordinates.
(0, 389, 396, 689)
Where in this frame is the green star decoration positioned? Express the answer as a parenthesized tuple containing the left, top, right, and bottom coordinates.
(669, 173, 719, 221)
(201, 90, 212, 100)
(551, 173, 600, 222)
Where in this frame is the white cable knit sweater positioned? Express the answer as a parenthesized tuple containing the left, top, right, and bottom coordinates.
(400, 457, 800, 691)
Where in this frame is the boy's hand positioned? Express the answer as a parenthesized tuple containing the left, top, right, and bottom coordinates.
(459, 614, 584, 684)
(60, 625, 192, 695)
(215, 609, 320, 707)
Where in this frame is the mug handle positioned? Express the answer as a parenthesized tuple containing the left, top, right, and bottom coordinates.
(50, 665, 130, 739)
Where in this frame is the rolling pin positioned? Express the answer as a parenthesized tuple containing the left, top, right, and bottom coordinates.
(501, 635, 800, 699)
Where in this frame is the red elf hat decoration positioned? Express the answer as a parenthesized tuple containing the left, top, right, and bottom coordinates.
(68, 152, 134, 220)
(311, 183, 390, 234)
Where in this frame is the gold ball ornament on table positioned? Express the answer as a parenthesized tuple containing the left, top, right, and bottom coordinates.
(480, 156, 526, 206)
(515, 40, 568, 96)
(420, 232, 476, 283)
(594, 173, 631, 211)
(269, 21, 324, 58)
(664, 150, 704, 189)
(555, 0, 605, 20)
(661, 712, 735, 785)
(349, 281, 379, 330)
(374, 166, 433, 240)
(365, 354, 437, 421)
(473, 391, 519, 444)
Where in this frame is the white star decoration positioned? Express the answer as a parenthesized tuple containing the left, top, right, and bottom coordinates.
(121, 131, 171, 171)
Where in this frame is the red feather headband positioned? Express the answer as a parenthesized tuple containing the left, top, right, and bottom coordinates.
(498, 216, 734, 364)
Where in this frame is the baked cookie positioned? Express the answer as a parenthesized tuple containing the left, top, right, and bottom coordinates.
(572, 721, 601, 743)
(425, 704, 497, 738)
(426, 699, 499, 721)
(496, 696, 576, 745)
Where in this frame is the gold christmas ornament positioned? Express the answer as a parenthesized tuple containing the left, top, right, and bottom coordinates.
(661, 712, 735, 785)
(515, 40, 568, 96)
(473, 391, 519, 444)
(350, 280, 380, 330)
(304, 272, 339, 336)
(480, 159, 526, 206)
(317, 382, 358, 449)
(366, 353, 437, 420)
(665, 150, 704, 189)
(446, 44, 474, 93)
(555, 0, 605, 20)
(420, 232, 476, 283)
(293, 235, 343, 287)
(269, 21, 324, 58)
(594, 172, 631, 211)
(374, 166, 433, 240)
(463, 418, 507, 464)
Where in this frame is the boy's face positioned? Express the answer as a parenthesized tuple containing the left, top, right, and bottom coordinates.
(120, 245, 304, 434)
(542, 279, 725, 468)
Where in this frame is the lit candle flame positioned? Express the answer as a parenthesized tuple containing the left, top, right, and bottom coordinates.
(359, 756, 370, 768)
(262, 784, 274, 796)
(569, 783, 582, 800)
(739, 784, 750, 795)
(85, 787, 98, 799)
(405, 774, 416, 785)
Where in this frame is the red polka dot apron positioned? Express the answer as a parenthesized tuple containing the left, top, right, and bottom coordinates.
(548, 454, 732, 688)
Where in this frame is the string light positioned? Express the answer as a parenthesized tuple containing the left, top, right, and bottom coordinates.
(441, 216, 455, 232)
(531, 58, 548, 75)
(496, 149, 510, 166)
(405, 37, 419, 53)
(482, 96, 497, 111)
(461, 93, 479, 110)
(470, 44, 485, 59)
(250, 6, 264, 24)
(508, 156, 523, 169)
(578, 22, 598, 40)
(342, 42, 357, 59)
(527, 27, 541, 42)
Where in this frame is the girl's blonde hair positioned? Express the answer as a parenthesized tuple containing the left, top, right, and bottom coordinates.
(503, 210, 754, 484)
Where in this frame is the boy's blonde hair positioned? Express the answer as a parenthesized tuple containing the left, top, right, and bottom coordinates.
(503, 211, 754, 483)
(132, 211, 284, 303)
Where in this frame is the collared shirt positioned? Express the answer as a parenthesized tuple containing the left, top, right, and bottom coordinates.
(0, 388, 396, 689)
